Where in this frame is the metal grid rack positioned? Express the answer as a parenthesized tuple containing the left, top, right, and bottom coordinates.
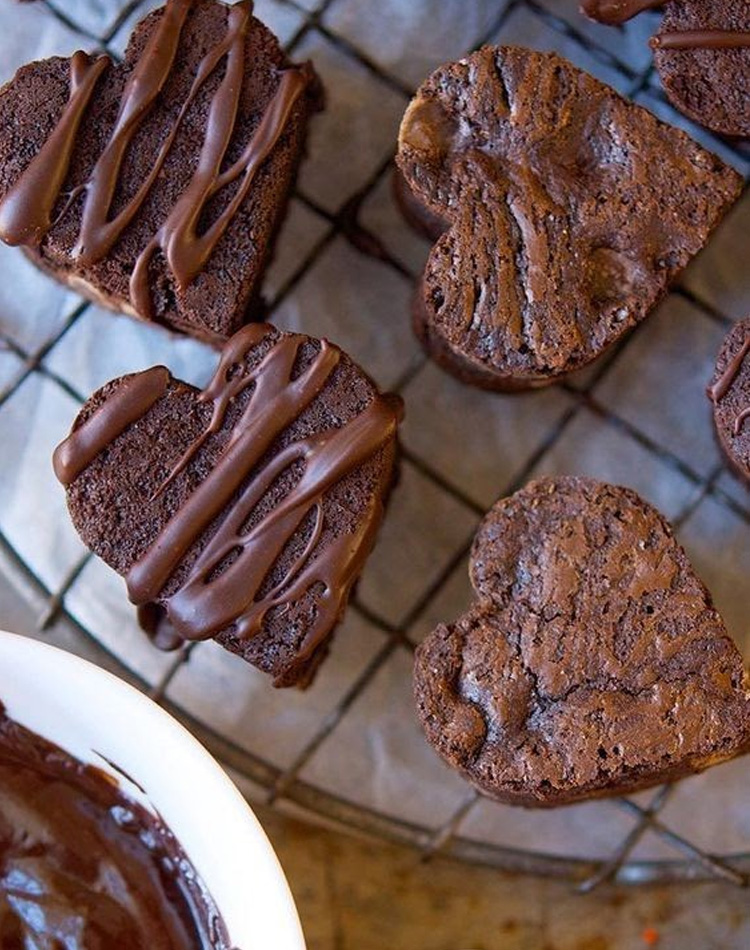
(1, 0, 750, 890)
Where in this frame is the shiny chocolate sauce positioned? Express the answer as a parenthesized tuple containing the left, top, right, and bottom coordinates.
(0, 705, 236, 949)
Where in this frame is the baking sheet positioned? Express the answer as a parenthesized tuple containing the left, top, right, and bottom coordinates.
(1, 0, 750, 865)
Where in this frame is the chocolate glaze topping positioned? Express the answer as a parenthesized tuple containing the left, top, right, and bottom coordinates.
(0, 705, 234, 949)
(55, 325, 402, 659)
(0, 0, 310, 319)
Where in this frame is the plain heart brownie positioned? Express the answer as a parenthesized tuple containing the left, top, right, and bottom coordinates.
(53, 323, 403, 688)
(0, 0, 321, 343)
(582, 0, 750, 137)
(414, 476, 750, 806)
(395, 46, 743, 391)
(709, 317, 750, 487)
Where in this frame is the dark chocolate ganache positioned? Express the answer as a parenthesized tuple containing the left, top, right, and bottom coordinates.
(0, 705, 235, 949)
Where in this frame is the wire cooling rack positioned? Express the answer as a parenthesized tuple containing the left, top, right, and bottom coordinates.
(1, 0, 750, 890)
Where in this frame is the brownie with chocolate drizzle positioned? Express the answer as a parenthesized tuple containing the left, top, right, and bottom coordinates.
(581, 0, 750, 137)
(54, 323, 403, 688)
(0, 0, 321, 342)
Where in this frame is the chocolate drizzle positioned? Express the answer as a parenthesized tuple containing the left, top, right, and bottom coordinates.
(55, 325, 402, 663)
(0, 51, 109, 246)
(53, 366, 170, 486)
(652, 30, 750, 50)
(0, 0, 310, 318)
(580, 0, 664, 26)
(709, 334, 750, 403)
(581, 0, 750, 51)
(734, 406, 750, 436)
(710, 330, 750, 439)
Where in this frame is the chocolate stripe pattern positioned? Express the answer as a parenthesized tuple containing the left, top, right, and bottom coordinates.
(54, 325, 402, 661)
(0, 0, 310, 319)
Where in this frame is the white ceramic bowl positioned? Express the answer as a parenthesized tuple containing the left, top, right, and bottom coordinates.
(0, 630, 305, 950)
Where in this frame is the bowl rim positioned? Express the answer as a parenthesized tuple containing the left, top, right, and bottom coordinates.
(0, 629, 306, 950)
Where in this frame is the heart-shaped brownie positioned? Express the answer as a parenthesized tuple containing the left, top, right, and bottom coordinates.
(710, 317, 750, 487)
(0, 0, 320, 343)
(396, 47, 743, 391)
(54, 323, 402, 688)
(582, 1, 750, 137)
(414, 476, 750, 806)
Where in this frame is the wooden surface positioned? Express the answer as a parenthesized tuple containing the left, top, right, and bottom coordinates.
(261, 803, 750, 950)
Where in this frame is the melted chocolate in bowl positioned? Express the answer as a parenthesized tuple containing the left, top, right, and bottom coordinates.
(0, 706, 234, 950)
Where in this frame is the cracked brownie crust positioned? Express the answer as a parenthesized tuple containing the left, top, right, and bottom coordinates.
(414, 477, 750, 806)
(396, 47, 743, 391)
